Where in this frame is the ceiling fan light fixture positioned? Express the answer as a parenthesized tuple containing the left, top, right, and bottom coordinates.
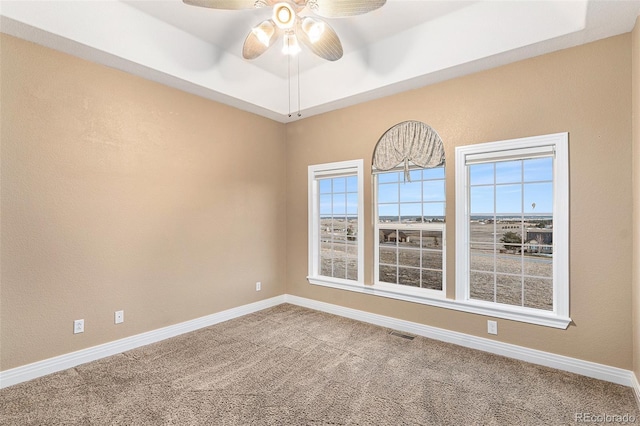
(273, 2, 296, 29)
(282, 32, 301, 55)
(301, 17, 325, 43)
(183, 0, 387, 62)
(251, 20, 275, 47)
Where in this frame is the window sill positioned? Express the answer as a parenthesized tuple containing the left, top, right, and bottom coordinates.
(307, 277, 571, 329)
(307, 276, 367, 293)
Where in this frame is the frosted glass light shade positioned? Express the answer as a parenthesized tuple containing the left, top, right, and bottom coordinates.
(251, 21, 275, 47)
(282, 33, 301, 55)
(301, 17, 325, 43)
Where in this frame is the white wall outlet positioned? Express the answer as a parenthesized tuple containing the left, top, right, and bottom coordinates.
(256, 281, 261, 291)
(115, 310, 124, 324)
(74, 319, 84, 334)
(487, 320, 498, 335)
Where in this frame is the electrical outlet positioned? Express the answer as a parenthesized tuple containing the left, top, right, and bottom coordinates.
(256, 281, 261, 291)
(74, 319, 84, 334)
(115, 310, 124, 324)
(487, 320, 498, 335)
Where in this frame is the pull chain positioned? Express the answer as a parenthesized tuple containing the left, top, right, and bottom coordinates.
(297, 53, 301, 118)
(287, 51, 292, 118)
(286, 40, 301, 119)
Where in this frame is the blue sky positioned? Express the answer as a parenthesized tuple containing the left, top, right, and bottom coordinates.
(319, 176, 358, 216)
(318, 160, 552, 218)
(377, 167, 446, 219)
(470, 158, 553, 215)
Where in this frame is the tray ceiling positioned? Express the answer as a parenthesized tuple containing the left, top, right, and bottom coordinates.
(2, 0, 639, 122)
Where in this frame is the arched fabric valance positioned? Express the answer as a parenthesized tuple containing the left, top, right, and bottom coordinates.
(372, 121, 445, 181)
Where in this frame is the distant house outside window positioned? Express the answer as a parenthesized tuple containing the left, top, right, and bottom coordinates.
(455, 133, 570, 328)
(308, 160, 364, 289)
(374, 166, 446, 297)
(305, 134, 570, 329)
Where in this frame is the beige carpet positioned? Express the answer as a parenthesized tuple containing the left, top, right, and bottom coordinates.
(1, 304, 638, 425)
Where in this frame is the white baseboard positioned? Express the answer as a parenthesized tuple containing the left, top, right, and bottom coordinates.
(0, 295, 285, 389)
(2, 293, 637, 394)
(284, 295, 637, 388)
(632, 372, 640, 409)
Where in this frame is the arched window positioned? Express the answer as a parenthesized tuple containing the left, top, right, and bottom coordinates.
(372, 121, 446, 296)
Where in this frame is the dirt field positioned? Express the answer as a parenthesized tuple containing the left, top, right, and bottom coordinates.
(318, 219, 554, 311)
(320, 219, 359, 281)
(469, 221, 553, 310)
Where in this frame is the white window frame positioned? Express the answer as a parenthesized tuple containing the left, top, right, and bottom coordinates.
(454, 132, 570, 329)
(373, 167, 446, 300)
(308, 159, 365, 290)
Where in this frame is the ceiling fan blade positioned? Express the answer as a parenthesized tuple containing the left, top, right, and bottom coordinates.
(296, 18, 343, 61)
(307, 0, 386, 18)
(243, 21, 281, 59)
(182, 0, 270, 10)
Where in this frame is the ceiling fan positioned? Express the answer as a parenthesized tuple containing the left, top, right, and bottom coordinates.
(183, 0, 386, 61)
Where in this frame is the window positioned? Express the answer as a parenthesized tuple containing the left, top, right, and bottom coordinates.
(374, 166, 446, 297)
(308, 160, 364, 288)
(455, 133, 570, 328)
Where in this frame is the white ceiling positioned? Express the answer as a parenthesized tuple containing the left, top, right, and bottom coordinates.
(2, 1, 640, 123)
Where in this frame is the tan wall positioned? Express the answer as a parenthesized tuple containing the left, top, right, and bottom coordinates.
(286, 34, 634, 369)
(0, 35, 287, 370)
(1, 30, 637, 374)
(632, 16, 640, 379)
